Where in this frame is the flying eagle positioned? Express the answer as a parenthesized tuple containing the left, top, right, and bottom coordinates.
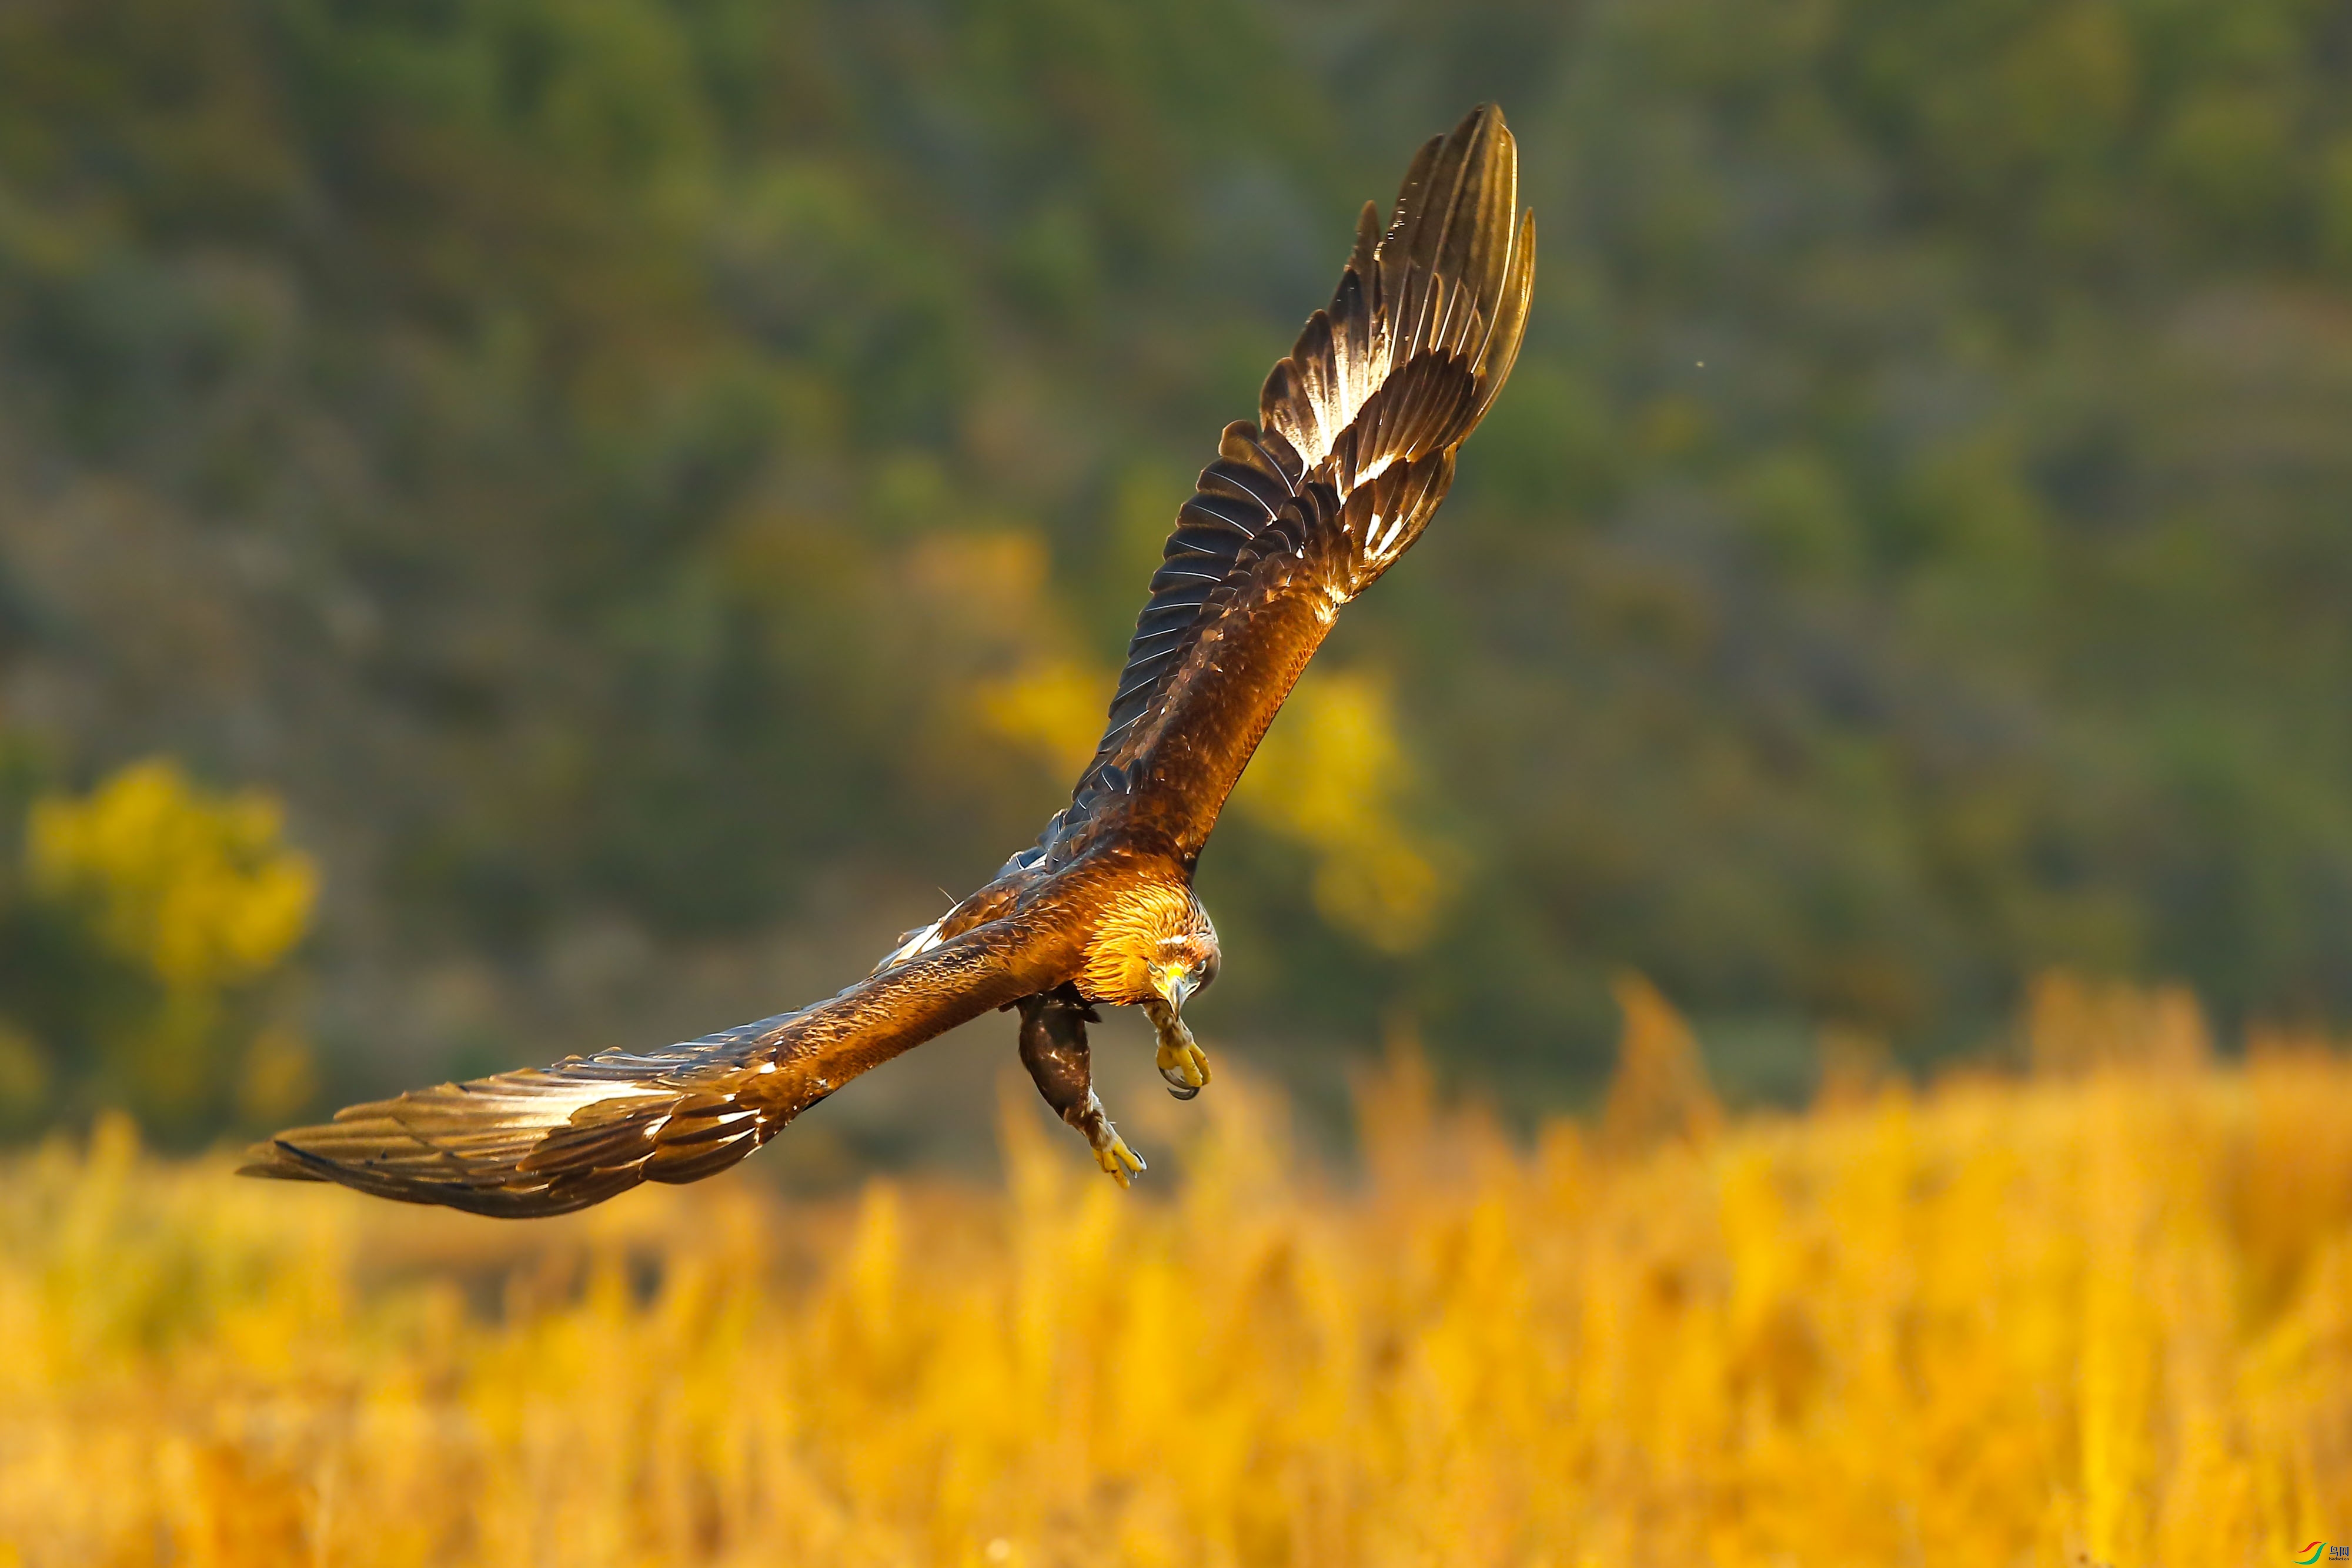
(242, 105, 1535, 1216)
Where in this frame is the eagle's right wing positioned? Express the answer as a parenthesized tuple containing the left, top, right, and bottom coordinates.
(1041, 104, 1533, 867)
(240, 911, 1066, 1216)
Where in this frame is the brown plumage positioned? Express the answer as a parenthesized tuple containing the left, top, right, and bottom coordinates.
(241, 105, 1536, 1216)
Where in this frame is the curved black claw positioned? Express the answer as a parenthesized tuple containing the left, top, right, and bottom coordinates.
(1161, 1066, 1202, 1101)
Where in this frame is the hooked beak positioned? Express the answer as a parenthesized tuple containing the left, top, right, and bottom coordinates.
(1152, 963, 1199, 1011)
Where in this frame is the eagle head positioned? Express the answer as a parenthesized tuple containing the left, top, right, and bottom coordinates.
(1079, 882, 1220, 1011)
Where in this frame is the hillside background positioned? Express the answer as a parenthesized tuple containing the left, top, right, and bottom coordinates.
(5, 0, 2352, 1157)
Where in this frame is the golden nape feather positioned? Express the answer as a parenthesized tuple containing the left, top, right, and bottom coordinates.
(1075, 882, 1210, 1006)
(243, 106, 1531, 1216)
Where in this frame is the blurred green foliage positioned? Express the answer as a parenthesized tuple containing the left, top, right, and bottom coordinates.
(4, 0, 2352, 1129)
(0, 757, 314, 1139)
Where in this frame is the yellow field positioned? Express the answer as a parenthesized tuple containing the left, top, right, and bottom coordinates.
(5, 979, 2352, 1567)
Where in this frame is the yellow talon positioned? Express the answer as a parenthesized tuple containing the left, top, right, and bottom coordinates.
(1144, 997, 1211, 1098)
(1094, 1132, 1145, 1187)
(1156, 1035, 1211, 1090)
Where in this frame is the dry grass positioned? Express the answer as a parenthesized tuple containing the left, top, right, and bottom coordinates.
(5, 979, 2352, 1566)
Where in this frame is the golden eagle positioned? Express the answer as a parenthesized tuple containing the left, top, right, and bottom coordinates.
(242, 105, 1535, 1215)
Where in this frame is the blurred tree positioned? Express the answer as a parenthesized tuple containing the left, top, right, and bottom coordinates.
(4, 0, 2352, 1135)
(0, 757, 315, 1139)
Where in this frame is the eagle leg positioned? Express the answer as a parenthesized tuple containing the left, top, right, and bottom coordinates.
(1142, 997, 1212, 1101)
(1017, 985, 1146, 1186)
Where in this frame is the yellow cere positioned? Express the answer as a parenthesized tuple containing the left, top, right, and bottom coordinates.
(2, 980, 2351, 1566)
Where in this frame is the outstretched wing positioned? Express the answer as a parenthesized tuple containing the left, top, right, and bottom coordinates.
(240, 916, 1060, 1216)
(1045, 103, 1534, 865)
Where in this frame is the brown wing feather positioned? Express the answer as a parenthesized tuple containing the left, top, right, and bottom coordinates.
(1056, 103, 1534, 862)
(240, 917, 1061, 1216)
(240, 106, 1531, 1218)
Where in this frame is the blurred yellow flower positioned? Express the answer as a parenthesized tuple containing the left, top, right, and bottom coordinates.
(1600, 970, 1724, 1154)
(236, 1025, 318, 1126)
(28, 758, 317, 991)
(1232, 668, 1454, 952)
(0, 1019, 48, 1117)
(3, 980, 2351, 1565)
(977, 658, 1104, 776)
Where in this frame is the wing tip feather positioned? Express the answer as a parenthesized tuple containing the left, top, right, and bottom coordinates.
(236, 1139, 326, 1182)
(1055, 102, 1534, 841)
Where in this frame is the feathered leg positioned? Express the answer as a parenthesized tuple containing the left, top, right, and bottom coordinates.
(1017, 986, 1146, 1186)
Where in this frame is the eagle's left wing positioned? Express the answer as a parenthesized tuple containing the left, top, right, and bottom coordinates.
(1045, 103, 1534, 867)
(240, 912, 1064, 1216)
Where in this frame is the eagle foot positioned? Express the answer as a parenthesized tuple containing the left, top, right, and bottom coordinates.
(1019, 985, 1149, 1186)
(1093, 1125, 1147, 1188)
(1145, 999, 1212, 1099)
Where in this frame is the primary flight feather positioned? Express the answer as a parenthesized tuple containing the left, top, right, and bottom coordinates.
(242, 104, 1536, 1216)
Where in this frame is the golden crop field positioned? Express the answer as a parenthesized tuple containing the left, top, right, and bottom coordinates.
(4, 977, 2351, 1568)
